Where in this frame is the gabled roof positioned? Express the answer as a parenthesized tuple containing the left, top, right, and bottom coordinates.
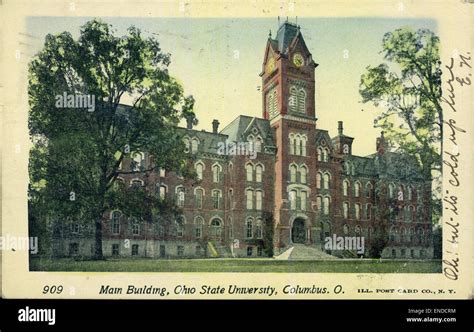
(275, 22, 299, 54)
(315, 129, 335, 150)
(220, 115, 275, 145)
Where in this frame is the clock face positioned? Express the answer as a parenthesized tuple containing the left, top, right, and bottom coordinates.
(266, 57, 276, 73)
(293, 53, 304, 67)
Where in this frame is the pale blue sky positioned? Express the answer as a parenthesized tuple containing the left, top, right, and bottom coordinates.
(27, 17, 437, 156)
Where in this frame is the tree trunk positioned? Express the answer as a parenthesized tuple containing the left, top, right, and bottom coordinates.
(94, 215, 105, 260)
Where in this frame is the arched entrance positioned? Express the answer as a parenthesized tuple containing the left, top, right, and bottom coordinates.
(291, 218, 306, 243)
(210, 218, 222, 241)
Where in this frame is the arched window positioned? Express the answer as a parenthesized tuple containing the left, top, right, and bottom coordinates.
(183, 137, 190, 153)
(323, 148, 329, 162)
(316, 196, 322, 211)
(323, 173, 330, 189)
(289, 190, 297, 210)
(255, 164, 263, 182)
(355, 203, 361, 220)
(111, 211, 121, 234)
(256, 190, 263, 210)
(191, 138, 199, 154)
(400, 227, 406, 242)
(246, 218, 254, 238)
(354, 182, 361, 197)
(131, 179, 143, 188)
(290, 164, 297, 183)
(194, 217, 203, 238)
(246, 189, 253, 209)
(195, 188, 204, 209)
(212, 190, 221, 209)
(388, 183, 395, 199)
(366, 182, 373, 198)
(343, 224, 349, 235)
(300, 191, 307, 211)
(256, 219, 263, 239)
(131, 152, 145, 171)
(345, 162, 351, 175)
(300, 165, 307, 184)
(297, 88, 306, 113)
(195, 162, 204, 180)
(323, 196, 330, 215)
(300, 136, 307, 156)
(176, 216, 185, 237)
(255, 137, 263, 153)
(316, 172, 322, 188)
(407, 186, 413, 200)
(366, 203, 372, 220)
(295, 135, 301, 155)
(156, 184, 167, 199)
(343, 202, 349, 219)
(289, 86, 298, 112)
(210, 219, 222, 240)
(176, 186, 185, 207)
(212, 164, 221, 183)
(246, 163, 253, 181)
(317, 147, 323, 161)
(343, 180, 349, 196)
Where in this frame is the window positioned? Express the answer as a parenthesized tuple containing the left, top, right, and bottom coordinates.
(257, 246, 263, 257)
(212, 190, 221, 209)
(300, 191, 307, 211)
(246, 189, 253, 209)
(323, 197, 330, 215)
(289, 134, 295, 155)
(392, 249, 396, 258)
(323, 173, 330, 189)
(256, 219, 263, 239)
(212, 164, 221, 182)
(289, 86, 298, 112)
(322, 148, 329, 162)
(176, 187, 185, 207)
(297, 88, 306, 113)
(159, 168, 166, 177)
(255, 164, 263, 182)
(407, 186, 412, 200)
(410, 249, 415, 258)
(131, 179, 143, 188)
(289, 190, 297, 210)
(343, 202, 349, 219)
(316, 196, 322, 211)
(132, 244, 139, 256)
(195, 188, 203, 209)
(343, 180, 349, 196)
(183, 137, 190, 153)
(70, 223, 79, 235)
(316, 172, 322, 188)
(317, 147, 323, 161)
(246, 219, 253, 239)
(69, 243, 79, 256)
(112, 244, 119, 256)
(195, 162, 204, 180)
(191, 138, 199, 153)
(400, 228, 406, 242)
(366, 203, 372, 220)
(295, 135, 301, 155)
(194, 217, 203, 238)
(267, 88, 278, 118)
(289, 86, 306, 113)
(247, 246, 253, 257)
(366, 183, 373, 198)
(130, 217, 140, 236)
(131, 152, 145, 171)
(300, 165, 307, 184)
(157, 184, 167, 199)
(343, 224, 349, 235)
(210, 219, 222, 239)
(177, 246, 184, 256)
(354, 182, 360, 197)
(255, 137, 263, 153)
(300, 136, 307, 156)
(111, 211, 121, 234)
(176, 216, 184, 238)
(388, 183, 395, 199)
(355, 226, 361, 236)
(246, 164, 253, 181)
(256, 190, 263, 210)
(290, 164, 297, 182)
(355, 203, 361, 220)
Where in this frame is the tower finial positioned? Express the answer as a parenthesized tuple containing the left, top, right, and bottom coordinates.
(278, 16, 280, 27)
(269, 29, 272, 38)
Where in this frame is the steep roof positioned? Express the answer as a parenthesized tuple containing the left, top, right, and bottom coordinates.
(220, 115, 275, 146)
(275, 22, 299, 54)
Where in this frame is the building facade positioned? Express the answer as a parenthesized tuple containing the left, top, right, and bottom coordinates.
(57, 22, 434, 259)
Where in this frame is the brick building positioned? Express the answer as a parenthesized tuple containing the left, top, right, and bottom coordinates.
(58, 22, 433, 259)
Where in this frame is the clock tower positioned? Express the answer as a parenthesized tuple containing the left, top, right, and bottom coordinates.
(260, 21, 320, 249)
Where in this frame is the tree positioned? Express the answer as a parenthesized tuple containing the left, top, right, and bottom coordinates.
(359, 27, 442, 223)
(28, 19, 195, 259)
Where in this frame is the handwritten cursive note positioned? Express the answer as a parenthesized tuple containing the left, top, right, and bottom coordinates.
(441, 52, 470, 281)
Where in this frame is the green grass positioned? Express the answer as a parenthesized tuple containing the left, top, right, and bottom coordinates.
(30, 257, 442, 273)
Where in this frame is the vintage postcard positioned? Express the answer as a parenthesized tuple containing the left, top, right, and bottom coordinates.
(0, 0, 472, 300)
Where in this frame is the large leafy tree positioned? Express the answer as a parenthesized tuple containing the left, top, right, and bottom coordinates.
(29, 19, 195, 259)
(359, 27, 442, 223)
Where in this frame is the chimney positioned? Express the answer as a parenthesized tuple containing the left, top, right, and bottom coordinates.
(338, 121, 343, 136)
(376, 131, 388, 155)
(186, 116, 194, 129)
(212, 119, 220, 134)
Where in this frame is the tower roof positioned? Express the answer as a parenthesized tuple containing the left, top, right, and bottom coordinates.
(274, 21, 299, 54)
